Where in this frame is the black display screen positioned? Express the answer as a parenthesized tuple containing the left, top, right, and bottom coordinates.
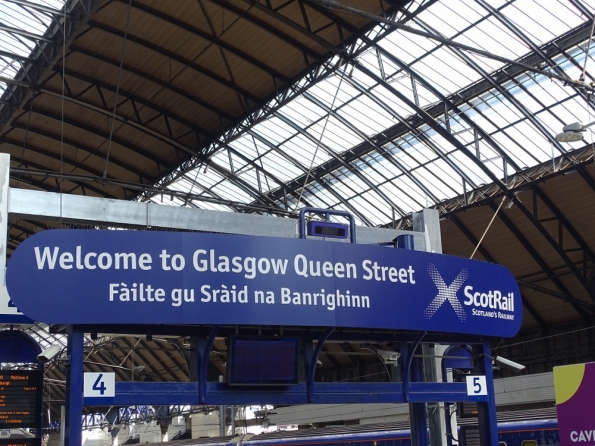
(227, 337, 300, 386)
(0, 371, 42, 428)
(314, 226, 346, 236)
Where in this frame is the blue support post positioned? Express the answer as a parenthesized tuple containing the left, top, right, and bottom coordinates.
(402, 333, 428, 446)
(474, 341, 498, 446)
(307, 327, 334, 403)
(410, 354, 429, 446)
(198, 325, 219, 404)
(65, 326, 83, 446)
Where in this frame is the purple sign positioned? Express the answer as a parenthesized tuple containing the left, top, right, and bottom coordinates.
(554, 362, 595, 445)
(6, 230, 522, 336)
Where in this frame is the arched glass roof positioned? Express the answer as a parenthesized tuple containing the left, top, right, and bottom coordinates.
(2, 1, 594, 225)
(127, 0, 595, 226)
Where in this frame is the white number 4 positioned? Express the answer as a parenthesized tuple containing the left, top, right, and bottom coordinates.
(466, 375, 488, 396)
(84, 372, 115, 397)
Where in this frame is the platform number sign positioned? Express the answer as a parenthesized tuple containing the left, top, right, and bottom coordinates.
(84, 372, 115, 397)
(466, 375, 487, 396)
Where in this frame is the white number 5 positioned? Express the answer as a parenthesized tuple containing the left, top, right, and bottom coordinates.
(466, 375, 488, 396)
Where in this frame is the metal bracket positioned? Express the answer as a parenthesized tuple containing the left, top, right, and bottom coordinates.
(403, 330, 426, 402)
(198, 325, 220, 404)
(307, 327, 334, 403)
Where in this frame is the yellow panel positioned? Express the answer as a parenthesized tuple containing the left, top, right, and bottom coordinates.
(553, 363, 585, 404)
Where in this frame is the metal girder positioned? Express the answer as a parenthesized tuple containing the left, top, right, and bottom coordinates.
(578, 164, 595, 193)
(0, 50, 37, 64)
(448, 213, 548, 328)
(274, 110, 407, 217)
(530, 186, 595, 301)
(9, 156, 116, 198)
(311, 0, 588, 91)
(0, 0, 104, 134)
(32, 81, 206, 159)
(302, 90, 435, 210)
(517, 279, 595, 313)
(489, 200, 593, 320)
(119, 337, 181, 383)
(223, 0, 336, 56)
(0, 23, 54, 43)
(115, 0, 289, 84)
(353, 61, 505, 192)
(27, 105, 175, 170)
(8, 121, 154, 183)
(339, 71, 466, 193)
(220, 143, 313, 209)
(68, 45, 236, 123)
(476, 0, 594, 110)
(396, 15, 549, 167)
(203, 160, 291, 211)
(245, 130, 373, 224)
(138, 17, 403, 203)
(251, 0, 348, 55)
(86, 20, 261, 105)
(569, 0, 594, 19)
(4, 0, 71, 18)
(264, 19, 594, 211)
(54, 66, 213, 139)
(169, 172, 252, 213)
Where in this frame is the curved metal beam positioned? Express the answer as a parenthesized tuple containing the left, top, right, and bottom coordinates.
(68, 45, 237, 123)
(86, 20, 261, 104)
(117, 0, 290, 83)
(303, 90, 434, 211)
(274, 110, 407, 217)
(490, 201, 592, 320)
(246, 130, 374, 224)
(8, 121, 154, 184)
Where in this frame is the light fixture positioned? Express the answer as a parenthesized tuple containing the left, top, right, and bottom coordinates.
(556, 122, 586, 142)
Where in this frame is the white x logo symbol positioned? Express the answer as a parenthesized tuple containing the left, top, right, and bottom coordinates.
(425, 264, 468, 321)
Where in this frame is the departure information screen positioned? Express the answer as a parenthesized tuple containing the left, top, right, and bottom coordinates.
(0, 371, 41, 428)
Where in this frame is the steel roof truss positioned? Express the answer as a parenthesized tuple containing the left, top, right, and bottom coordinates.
(302, 89, 433, 208)
(530, 185, 595, 302)
(274, 109, 407, 217)
(0, 0, 103, 134)
(245, 130, 371, 223)
(477, 0, 595, 112)
(490, 200, 592, 320)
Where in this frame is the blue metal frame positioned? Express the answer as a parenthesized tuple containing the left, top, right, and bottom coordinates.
(298, 207, 357, 244)
(62, 324, 498, 446)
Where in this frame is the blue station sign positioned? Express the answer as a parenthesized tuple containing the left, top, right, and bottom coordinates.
(6, 230, 522, 336)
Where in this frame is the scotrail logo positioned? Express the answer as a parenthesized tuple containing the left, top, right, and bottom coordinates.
(424, 264, 468, 322)
(425, 264, 516, 322)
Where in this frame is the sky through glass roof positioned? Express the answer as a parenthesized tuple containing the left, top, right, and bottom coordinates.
(140, 0, 595, 226)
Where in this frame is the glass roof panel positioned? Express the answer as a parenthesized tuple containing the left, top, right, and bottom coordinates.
(0, 1, 65, 97)
(4, 0, 595, 224)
